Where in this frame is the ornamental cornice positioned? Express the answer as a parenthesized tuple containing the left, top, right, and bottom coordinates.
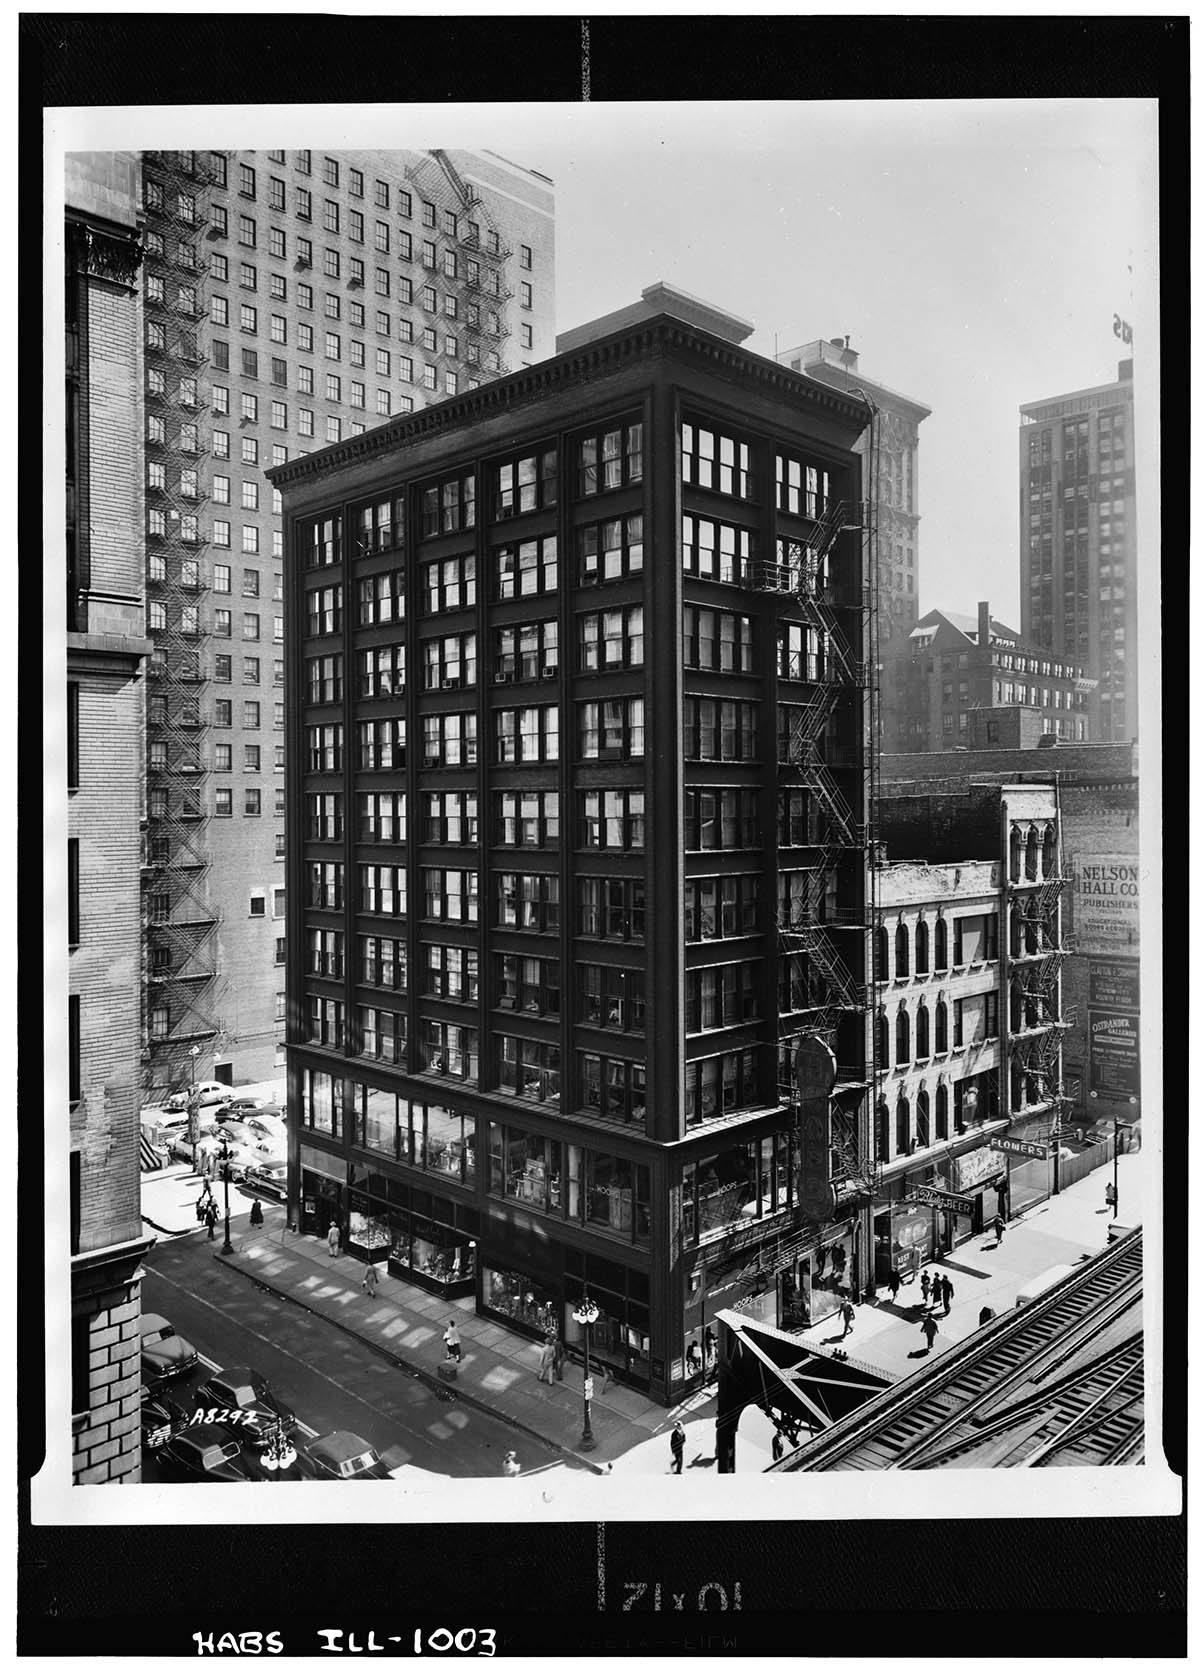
(67, 217, 144, 290)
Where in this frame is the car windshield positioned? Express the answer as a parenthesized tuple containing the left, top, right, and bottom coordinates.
(341, 1452, 377, 1477)
(146, 1323, 173, 1341)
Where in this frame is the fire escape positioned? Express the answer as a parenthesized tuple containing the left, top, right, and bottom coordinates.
(754, 499, 878, 1207)
(1007, 844, 1072, 1126)
(140, 150, 223, 1095)
(406, 150, 514, 382)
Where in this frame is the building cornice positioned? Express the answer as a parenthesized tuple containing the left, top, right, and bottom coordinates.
(267, 317, 873, 491)
(65, 211, 144, 291)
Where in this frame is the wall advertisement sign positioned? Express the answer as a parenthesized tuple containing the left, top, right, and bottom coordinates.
(1088, 958, 1139, 1014)
(1074, 858, 1140, 954)
(1089, 1008, 1140, 1098)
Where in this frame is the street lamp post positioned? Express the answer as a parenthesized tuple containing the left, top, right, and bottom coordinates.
(1111, 1117, 1131, 1218)
(571, 1289, 600, 1452)
(218, 1131, 233, 1254)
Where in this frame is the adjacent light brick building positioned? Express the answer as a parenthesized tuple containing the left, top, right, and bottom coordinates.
(66, 151, 155, 1483)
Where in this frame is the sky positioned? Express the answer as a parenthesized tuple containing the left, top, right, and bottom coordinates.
(532, 100, 1158, 626)
(48, 96, 1158, 630)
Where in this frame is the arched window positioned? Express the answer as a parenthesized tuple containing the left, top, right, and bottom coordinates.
(876, 1007, 889, 1069)
(894, 921, 910, 978)
(1010, 827, 1023, 880)
(896, 1093, 911, 1153)
(914, 918, 929, 975)
(895, 1004, 911, 1064)
(874, 924, 889, 981)
(935, 997, 948, 1054)
(915, 1001, 930, 1059)
(1025, 828, 1039, 881)
(935, 1082, 949, 1140)
(934, 916, 948, 971)
(1041, 823, 1057, 879)
(874, 1099, 890, 1163)
(916, 1087, 930, 1147)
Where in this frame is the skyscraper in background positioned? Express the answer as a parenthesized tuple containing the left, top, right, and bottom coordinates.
(138, 148, 555, 1099)
(1019, 361, 1137, 743)
(779, 338, 931, 647)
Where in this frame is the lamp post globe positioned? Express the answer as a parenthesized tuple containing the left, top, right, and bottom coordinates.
(571, 1290, 600, 1452)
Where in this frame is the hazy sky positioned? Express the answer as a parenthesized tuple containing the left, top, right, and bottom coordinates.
(533, 100, 1158, 625)
(51, 99, 1158, 627)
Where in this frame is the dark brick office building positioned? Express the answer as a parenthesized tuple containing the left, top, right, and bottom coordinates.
(269, 288, 876, 1405)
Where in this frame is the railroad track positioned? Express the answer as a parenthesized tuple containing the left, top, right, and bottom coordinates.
(783, 1230, 1143, 1471)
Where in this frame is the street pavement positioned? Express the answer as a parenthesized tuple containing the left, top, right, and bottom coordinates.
(140, 1145, 1145, 1475)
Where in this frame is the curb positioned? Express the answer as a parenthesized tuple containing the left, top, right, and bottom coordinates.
(214, 1248, 610, 1476)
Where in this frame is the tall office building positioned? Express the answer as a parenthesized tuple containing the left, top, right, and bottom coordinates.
(271, 287, 878, 1407)
(778, 338, 931, 646)
(66, 153, 155, 1482)
(138, 148, 555, 1099)
(1019, 361, 1137, 743)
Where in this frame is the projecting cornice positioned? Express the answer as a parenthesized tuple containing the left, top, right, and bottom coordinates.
(65, 212, 144, 291)
(266, 316, 873, 490)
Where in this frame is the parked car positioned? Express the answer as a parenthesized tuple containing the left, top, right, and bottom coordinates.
(147, 1422, 252, 1483)
(244, 1161, 288, 1200)
(165, 1081, 233, 1113)
(194, 1133, 262, 1181)
(241, 1113, 286, 1145)
(141, 1385, 189, 1452)
(140, 1312, 199, 1383)
(191, 1366, 297, 1449)
(301, 1430, 392, 1481)
(219, 1096, 284, 1120)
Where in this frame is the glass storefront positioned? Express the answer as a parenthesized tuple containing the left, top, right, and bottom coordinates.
(564, 1253, 651, 1392)
(335, 1164, 478, 1297)
(482, 1264, 558, 1336)
(390, 1208, 476, 1291)
(778, 1226, 855, 1330)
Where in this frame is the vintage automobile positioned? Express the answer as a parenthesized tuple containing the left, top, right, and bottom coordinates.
(147, 1422, 252, 1483)
(191, 1366, 298, 1449)
(140, 1312, 200, 1383)
(300, 1430, 393, 1481)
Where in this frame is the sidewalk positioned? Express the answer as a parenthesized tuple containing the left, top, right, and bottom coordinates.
(142, 1146, 1144, 1474)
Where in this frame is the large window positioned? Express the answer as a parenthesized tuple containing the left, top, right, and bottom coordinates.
(578, 965, 645, 1033)
(577, 876, 645, 942)
(775, 452, 831, 519)
(578, 698, 644, 760)
(682, 420, 755, 498)
(359, 863, 406, 916)
(579, 788, 644, 850)
(497, 790, 558, 848)
(497, 872, 559, 934)
(579, 1053, 646, 1125)
(683, 606, 754, 673)
(418, 1019, 478, 1082)
(577, 514, 643, 586)
(684, 963, 763, 1031)
(420, 868, 479, 923)
(421, 790, 478, 845)
(578, 605, 643, 672)
(305, 927, 344, 978)
(421, 555, 475, 614)
(360, 933, 407, 991)
(357, 570, 406, 626)
(355, 643, 406, 699)
(684, 875, 759, 940)
(681, 514, 755, 585)
(421, 632, 476, 690)
(356, 1004, 406, 1064)
(494, 535, 558, 599)
(497, 1035, 561, 1103)
(493, 447, 557, 519)
(494, 620, 558, 683)
(306, 792, 343, 840)
(354, 495, 404, 557)
(356, 716, 406, 771)
(496, 705, 559, 764)
(682, 698, 758, 761)
(357, 790, 406, 842)
(682, 1050, 761, 1127)
(304, 584, 341, 638)
(305, 723, 343, 772)
(497, 954, 560, 1016)
(683, 788, 759, 850)
(420, 471, 476, 536)
(423, 944, 480, 1003)
(577, 421, 643, 497)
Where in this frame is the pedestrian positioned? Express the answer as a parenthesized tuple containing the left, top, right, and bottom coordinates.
(537, 1337, 555, 1384)
(205, 1198, 219, 1240)
(839, 1299, 855, 1338)
(362, 1261, 379, 1299)
(920, 1270, 931, 1305)
(703, 1325, 717, 1378)
(920, 1313, 939, 1352)
(249, 1197, 264, 1228)
(942, 1275, 955, 1314)
(327, 1221, 341, 1258)
(996, 1180, 1009, 1222)
(1105, 1181, 1118, 1217)
(992, 1214, 1005, 1246)
(931, 1273, 944, 1310)
(887, 1269, 902, 1303)
(552, 1333, 565, 1383)
(670, 1421, 685, 1475)
(686, 1340, 702, 1378)
(443, 1319, 462, 1362)
(502, 1450, 521, 1478)
(771, 1431, 784, 1463)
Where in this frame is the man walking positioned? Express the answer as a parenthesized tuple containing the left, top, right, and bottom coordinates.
(839, 1299, 855, 1338)
(942, 1274, 955, 1315)
(920, 1313, 939, 1353)
(670, 1421, 686, 1475)
(537, 1336, 555, 1384)
(920, 1270, 931, 1306)
(328, 1221, 341, 1258)
(1105, 1181, 1118, 1217)
(931, 1273, 944, 1311)
(992, 1214, 1005, 1246)
(887, 1269, 902, 1303)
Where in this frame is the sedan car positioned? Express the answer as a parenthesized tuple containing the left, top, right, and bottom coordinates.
(301, 1430, 393, 1481)
(140, 1385, 189, 1453)
(140, 1312, 200, 1383)
(191, 1367, 297, 1449)
(165, 1081, 234, 1113)
(220, 1096, 285, 1120)
(244, 1160, 288, 1200)
(147, 1422, 252, 1483)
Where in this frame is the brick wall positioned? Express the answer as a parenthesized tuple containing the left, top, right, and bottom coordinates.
(72, 1278, 143, 1484)
(83, 273, 145, 634)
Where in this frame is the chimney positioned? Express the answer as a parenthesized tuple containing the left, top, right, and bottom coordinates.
(977, 601, 991, 648)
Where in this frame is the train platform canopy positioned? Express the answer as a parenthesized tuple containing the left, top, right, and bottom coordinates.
(770, 1230, 1143, 1471)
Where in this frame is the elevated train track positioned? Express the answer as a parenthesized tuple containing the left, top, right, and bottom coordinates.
(777, 1230, 1143, 1471)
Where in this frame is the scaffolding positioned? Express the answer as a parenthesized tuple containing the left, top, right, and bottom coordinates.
(753, 496, 879, 1210)
(140, 150, 224, 1097)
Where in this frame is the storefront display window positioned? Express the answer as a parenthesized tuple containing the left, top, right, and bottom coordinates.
(693, 1143, 756, 1237)
(346, 1187, 389, 1259)
(483, 1264, 557, 1335)
(388, 1204, 475, 1292)
(303, 1066, 342, 1135)
(354, 1082, 397, 1155)
(484, 1125, 650, 1244)
(563, 1259, 651, 1391)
